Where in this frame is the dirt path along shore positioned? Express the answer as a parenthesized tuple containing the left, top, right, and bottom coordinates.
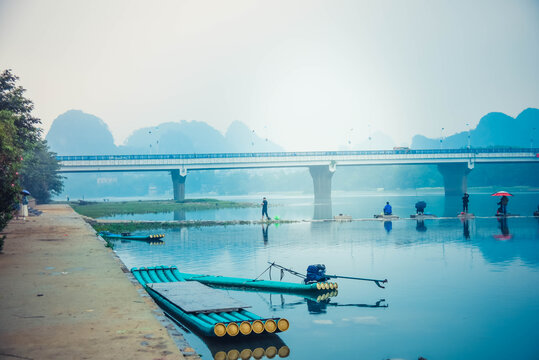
(0, 204, 193, 360)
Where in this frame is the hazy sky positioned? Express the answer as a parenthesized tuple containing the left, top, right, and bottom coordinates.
(1, 0, 538, 151)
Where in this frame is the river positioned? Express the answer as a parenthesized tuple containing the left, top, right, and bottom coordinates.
(105, 191, 539, 360)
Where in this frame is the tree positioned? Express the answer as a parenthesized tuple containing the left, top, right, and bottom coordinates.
(0, 69, 63, 230)
(20, 140, 64, 204)
(0, 70, 41, 146)
(0, 110, 22, 230)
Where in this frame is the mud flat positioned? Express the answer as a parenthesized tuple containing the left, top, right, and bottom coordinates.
(0, 204, 199, 360)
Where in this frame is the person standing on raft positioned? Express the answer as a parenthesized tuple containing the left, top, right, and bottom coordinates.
(462, 193, 470, 213)
(261, 197, 270, 221)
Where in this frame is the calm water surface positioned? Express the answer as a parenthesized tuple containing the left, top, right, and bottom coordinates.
(109, 193, 539, 360)
(101, 190, 539, 221)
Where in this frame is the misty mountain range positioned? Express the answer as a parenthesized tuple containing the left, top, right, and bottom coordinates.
(46, 110, 283, 156)
(45, 108, 539, 199)
(412, 108, 539, 149)
(47, 108, 539, 156)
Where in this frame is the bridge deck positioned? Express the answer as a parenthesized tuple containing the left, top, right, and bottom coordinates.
(58, 148, 539, 173)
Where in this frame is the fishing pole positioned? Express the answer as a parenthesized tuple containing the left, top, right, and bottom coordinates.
(269, 262, 388, 288)
(324, 274, 388, 289)
(267, 262, 306, 280)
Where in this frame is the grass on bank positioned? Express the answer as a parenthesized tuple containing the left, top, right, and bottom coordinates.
(70, 199, 256, 218)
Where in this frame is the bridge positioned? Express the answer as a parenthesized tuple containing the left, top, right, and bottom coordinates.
(57, 148, 539, 202)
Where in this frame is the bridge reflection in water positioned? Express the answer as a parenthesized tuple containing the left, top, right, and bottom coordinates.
(313, 202, 332, 220)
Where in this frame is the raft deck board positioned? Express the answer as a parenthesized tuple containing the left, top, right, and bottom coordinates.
(148, 282, 250, 314)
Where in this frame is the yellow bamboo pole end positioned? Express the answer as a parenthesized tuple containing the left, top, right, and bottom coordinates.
(239, 321, 252, 335)
(264, 319, 277, 333)
(214, 323, 227, 337)
(226, 322, 240, 336)
(251, 320, 264, 334)
(277, 318, 290, 332)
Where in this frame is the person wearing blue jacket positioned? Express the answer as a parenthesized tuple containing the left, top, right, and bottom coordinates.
(383, 202, 392, 215)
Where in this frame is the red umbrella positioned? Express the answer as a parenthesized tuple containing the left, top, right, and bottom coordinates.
(491, 191, 513, 197)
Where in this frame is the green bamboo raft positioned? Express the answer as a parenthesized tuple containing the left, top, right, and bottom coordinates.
(177, 270, 338, 292)
(99, 231, 165, 241)
(131, 266, 290, 337)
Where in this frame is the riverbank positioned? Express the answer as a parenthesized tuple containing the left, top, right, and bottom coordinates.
(88, 217, 297, 233)
(0, 204, 199, 360)
(69, 199, 256, 218)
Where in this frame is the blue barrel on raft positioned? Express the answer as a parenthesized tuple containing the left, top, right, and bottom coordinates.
(131, 266, 290, 337)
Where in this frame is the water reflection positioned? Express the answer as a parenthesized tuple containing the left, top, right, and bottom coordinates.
(113, 238, 165, 245)
(494, 217, 512, 240)
(262, 224, 269, 245)
(203, 333, 290, 360)
(261, 292, 386, 315)
(384, 221, 392, 233)
(313, 202, 332, 220)
(416, 220, 427, 232)
(174, 209, 186, 221)
(462, 219, 470, 239)
(116, 218, 539, 270)
(305, 298, 388, 314)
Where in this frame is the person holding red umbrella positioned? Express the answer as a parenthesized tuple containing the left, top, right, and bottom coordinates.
(499, 196, 509, 215)
(492, 191, 513, 216)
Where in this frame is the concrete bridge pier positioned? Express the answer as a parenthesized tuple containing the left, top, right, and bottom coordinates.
(309, 164, 335, 205)
(171, 169, 187, 201)
(437, 162, 473, 196)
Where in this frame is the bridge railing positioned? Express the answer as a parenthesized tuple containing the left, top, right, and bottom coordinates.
(56, 147, 539, 162)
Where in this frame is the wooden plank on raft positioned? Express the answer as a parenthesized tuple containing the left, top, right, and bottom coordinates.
(148, 282, 251, 313)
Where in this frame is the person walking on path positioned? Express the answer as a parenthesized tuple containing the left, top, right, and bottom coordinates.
(462, 193, 470, 213)
(261, 197, 270, 221)
(20, 194, 29, 220)
(383, 202, 392, 215)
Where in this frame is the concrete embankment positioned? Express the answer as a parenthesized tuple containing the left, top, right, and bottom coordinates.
(0, 204, 198, 360)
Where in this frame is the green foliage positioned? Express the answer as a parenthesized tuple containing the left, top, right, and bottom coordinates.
(0, 69, 64, 229)
(0, 70, 41, 147)
(0, 110, 22, 230)
(20, 140, 64, 204)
